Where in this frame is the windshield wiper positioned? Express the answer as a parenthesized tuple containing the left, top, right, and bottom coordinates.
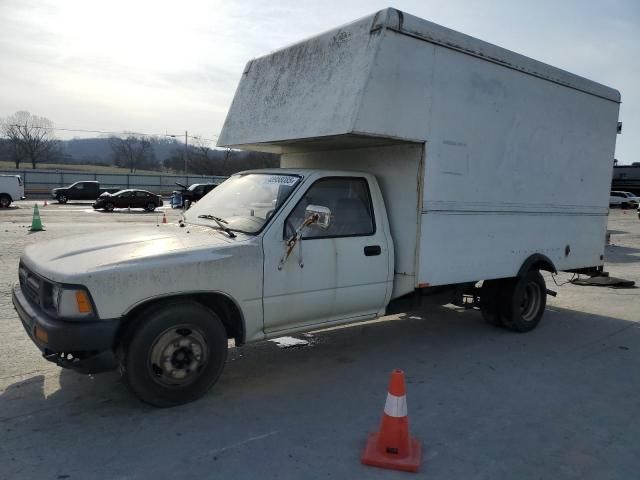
(197, 214, 236, 238)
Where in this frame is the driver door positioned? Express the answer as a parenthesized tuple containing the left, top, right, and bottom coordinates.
(262, 176, 391, 334)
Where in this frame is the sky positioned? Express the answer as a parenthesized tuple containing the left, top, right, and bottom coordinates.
(0, 0, 638, 163)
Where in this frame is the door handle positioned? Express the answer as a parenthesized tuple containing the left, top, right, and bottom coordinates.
(364, 245, 381, 256)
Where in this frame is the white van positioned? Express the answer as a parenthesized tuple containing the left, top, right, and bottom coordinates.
(0, 175, 25, 208)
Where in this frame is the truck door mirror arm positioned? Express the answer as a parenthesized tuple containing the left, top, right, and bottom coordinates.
(278, 205, 331, 270)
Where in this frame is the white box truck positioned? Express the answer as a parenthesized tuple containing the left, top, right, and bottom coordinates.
(12, 8, 620, 407)
(0, 174, 25, 207)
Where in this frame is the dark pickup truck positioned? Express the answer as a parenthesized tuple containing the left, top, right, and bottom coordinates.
(171, 182, 218, 208)
(51, 181, 121, 204)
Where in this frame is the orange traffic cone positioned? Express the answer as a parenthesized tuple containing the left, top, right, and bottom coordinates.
(43, 199, 48, 207)
(361, 370, 422, 472)
(162, 213, 167, 224)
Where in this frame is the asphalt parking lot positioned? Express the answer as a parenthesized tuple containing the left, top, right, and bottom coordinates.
(1, 201, 639, 480)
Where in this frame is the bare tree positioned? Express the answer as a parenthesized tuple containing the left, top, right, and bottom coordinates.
(109, 134, 155, 173)
(1, 111, 59, 168)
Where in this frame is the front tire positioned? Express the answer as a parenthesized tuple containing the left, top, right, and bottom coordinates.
(145, 202, 156, 212)
(104, 202, 115, 212)
(121, 301, 228, 407)
(500, 271, 547, 332)
(56, 194, 68, 204)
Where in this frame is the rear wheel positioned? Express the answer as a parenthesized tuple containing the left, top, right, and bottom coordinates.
(0, 194, 11, 208)
(500, 271, 547, 332)
(120, 301, 228, 407)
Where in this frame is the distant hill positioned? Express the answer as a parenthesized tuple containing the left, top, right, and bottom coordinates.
(61, 137, 180, 165)
(0, 136, 279, 175)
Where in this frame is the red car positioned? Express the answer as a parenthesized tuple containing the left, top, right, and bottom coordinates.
(93, 189, 163, 212)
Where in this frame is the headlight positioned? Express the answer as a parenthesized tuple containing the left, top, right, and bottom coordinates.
(51, 285, 95, 318)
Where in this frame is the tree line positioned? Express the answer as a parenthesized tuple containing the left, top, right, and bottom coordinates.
(1, 110, 279, 174)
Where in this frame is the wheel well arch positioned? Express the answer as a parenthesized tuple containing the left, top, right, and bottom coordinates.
(517, 253, 557, 277)
(0, 193, 12, 201)
(118, 292, 246, 346)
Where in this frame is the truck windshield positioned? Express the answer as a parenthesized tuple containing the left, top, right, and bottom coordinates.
(184, 173, 301, 234)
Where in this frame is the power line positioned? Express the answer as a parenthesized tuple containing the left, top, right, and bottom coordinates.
(4, 124, 219, 143)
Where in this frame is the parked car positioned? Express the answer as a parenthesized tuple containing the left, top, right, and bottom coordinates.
(52, 181, 121, 203)
(0, 175, 25, 208)
(93, 189, 163, 212)
(610, 191, 640, 208)
(172, 182, 218, 208)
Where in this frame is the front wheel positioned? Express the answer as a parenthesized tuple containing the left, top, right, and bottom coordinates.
(104, 202, 115, 212)
(56, 194, 68, 204)
(145, 202, 156, 212)
(120, 301, 228, 407)
(0, 194, 11, 208)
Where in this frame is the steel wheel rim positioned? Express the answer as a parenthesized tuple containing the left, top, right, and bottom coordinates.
(520, 282, 542, 322)
(148, 325, 209, 387)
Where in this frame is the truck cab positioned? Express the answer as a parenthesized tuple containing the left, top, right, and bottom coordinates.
(13, 169, 393, 406)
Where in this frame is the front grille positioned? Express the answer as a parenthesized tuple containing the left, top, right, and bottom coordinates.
(18, 264, 54, 311)
(19, 265, 42, 306)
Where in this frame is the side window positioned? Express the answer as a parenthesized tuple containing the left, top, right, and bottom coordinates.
(75, 183, 84, 190)
(285, 177, 374, 239)
(135, 191, 148, 197)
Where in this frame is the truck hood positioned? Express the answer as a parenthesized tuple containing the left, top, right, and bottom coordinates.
(22, 225, 247, 283)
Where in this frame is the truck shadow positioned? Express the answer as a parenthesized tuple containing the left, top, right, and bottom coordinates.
(1, 305, 637, 418)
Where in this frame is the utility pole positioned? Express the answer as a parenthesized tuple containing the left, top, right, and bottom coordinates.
(184, 130, 188, 177)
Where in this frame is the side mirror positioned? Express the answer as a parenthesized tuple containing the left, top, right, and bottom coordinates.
(279, 205, 332, 270)
(305, 205, 331, 229)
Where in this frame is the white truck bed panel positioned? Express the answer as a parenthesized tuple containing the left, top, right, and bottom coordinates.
(420, 212, 607, 286)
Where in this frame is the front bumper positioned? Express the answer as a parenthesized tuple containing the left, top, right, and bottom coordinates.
(12, 285, 120, 373)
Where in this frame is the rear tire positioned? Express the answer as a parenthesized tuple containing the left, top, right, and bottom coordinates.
(500, 271, 547, 332)
(0, 194, 11, 208)
(120, 301, 228, 407)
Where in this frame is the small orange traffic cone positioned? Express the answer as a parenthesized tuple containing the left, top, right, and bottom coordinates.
(162, 213, 167, 224)
(43, 199, 48, 207)
(361, 370, 422, 472)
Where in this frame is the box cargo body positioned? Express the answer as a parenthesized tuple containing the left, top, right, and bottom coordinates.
(219, 8, 620, 299)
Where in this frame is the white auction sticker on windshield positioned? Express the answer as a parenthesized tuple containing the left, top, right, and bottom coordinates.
(264, 175, 298, 186)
